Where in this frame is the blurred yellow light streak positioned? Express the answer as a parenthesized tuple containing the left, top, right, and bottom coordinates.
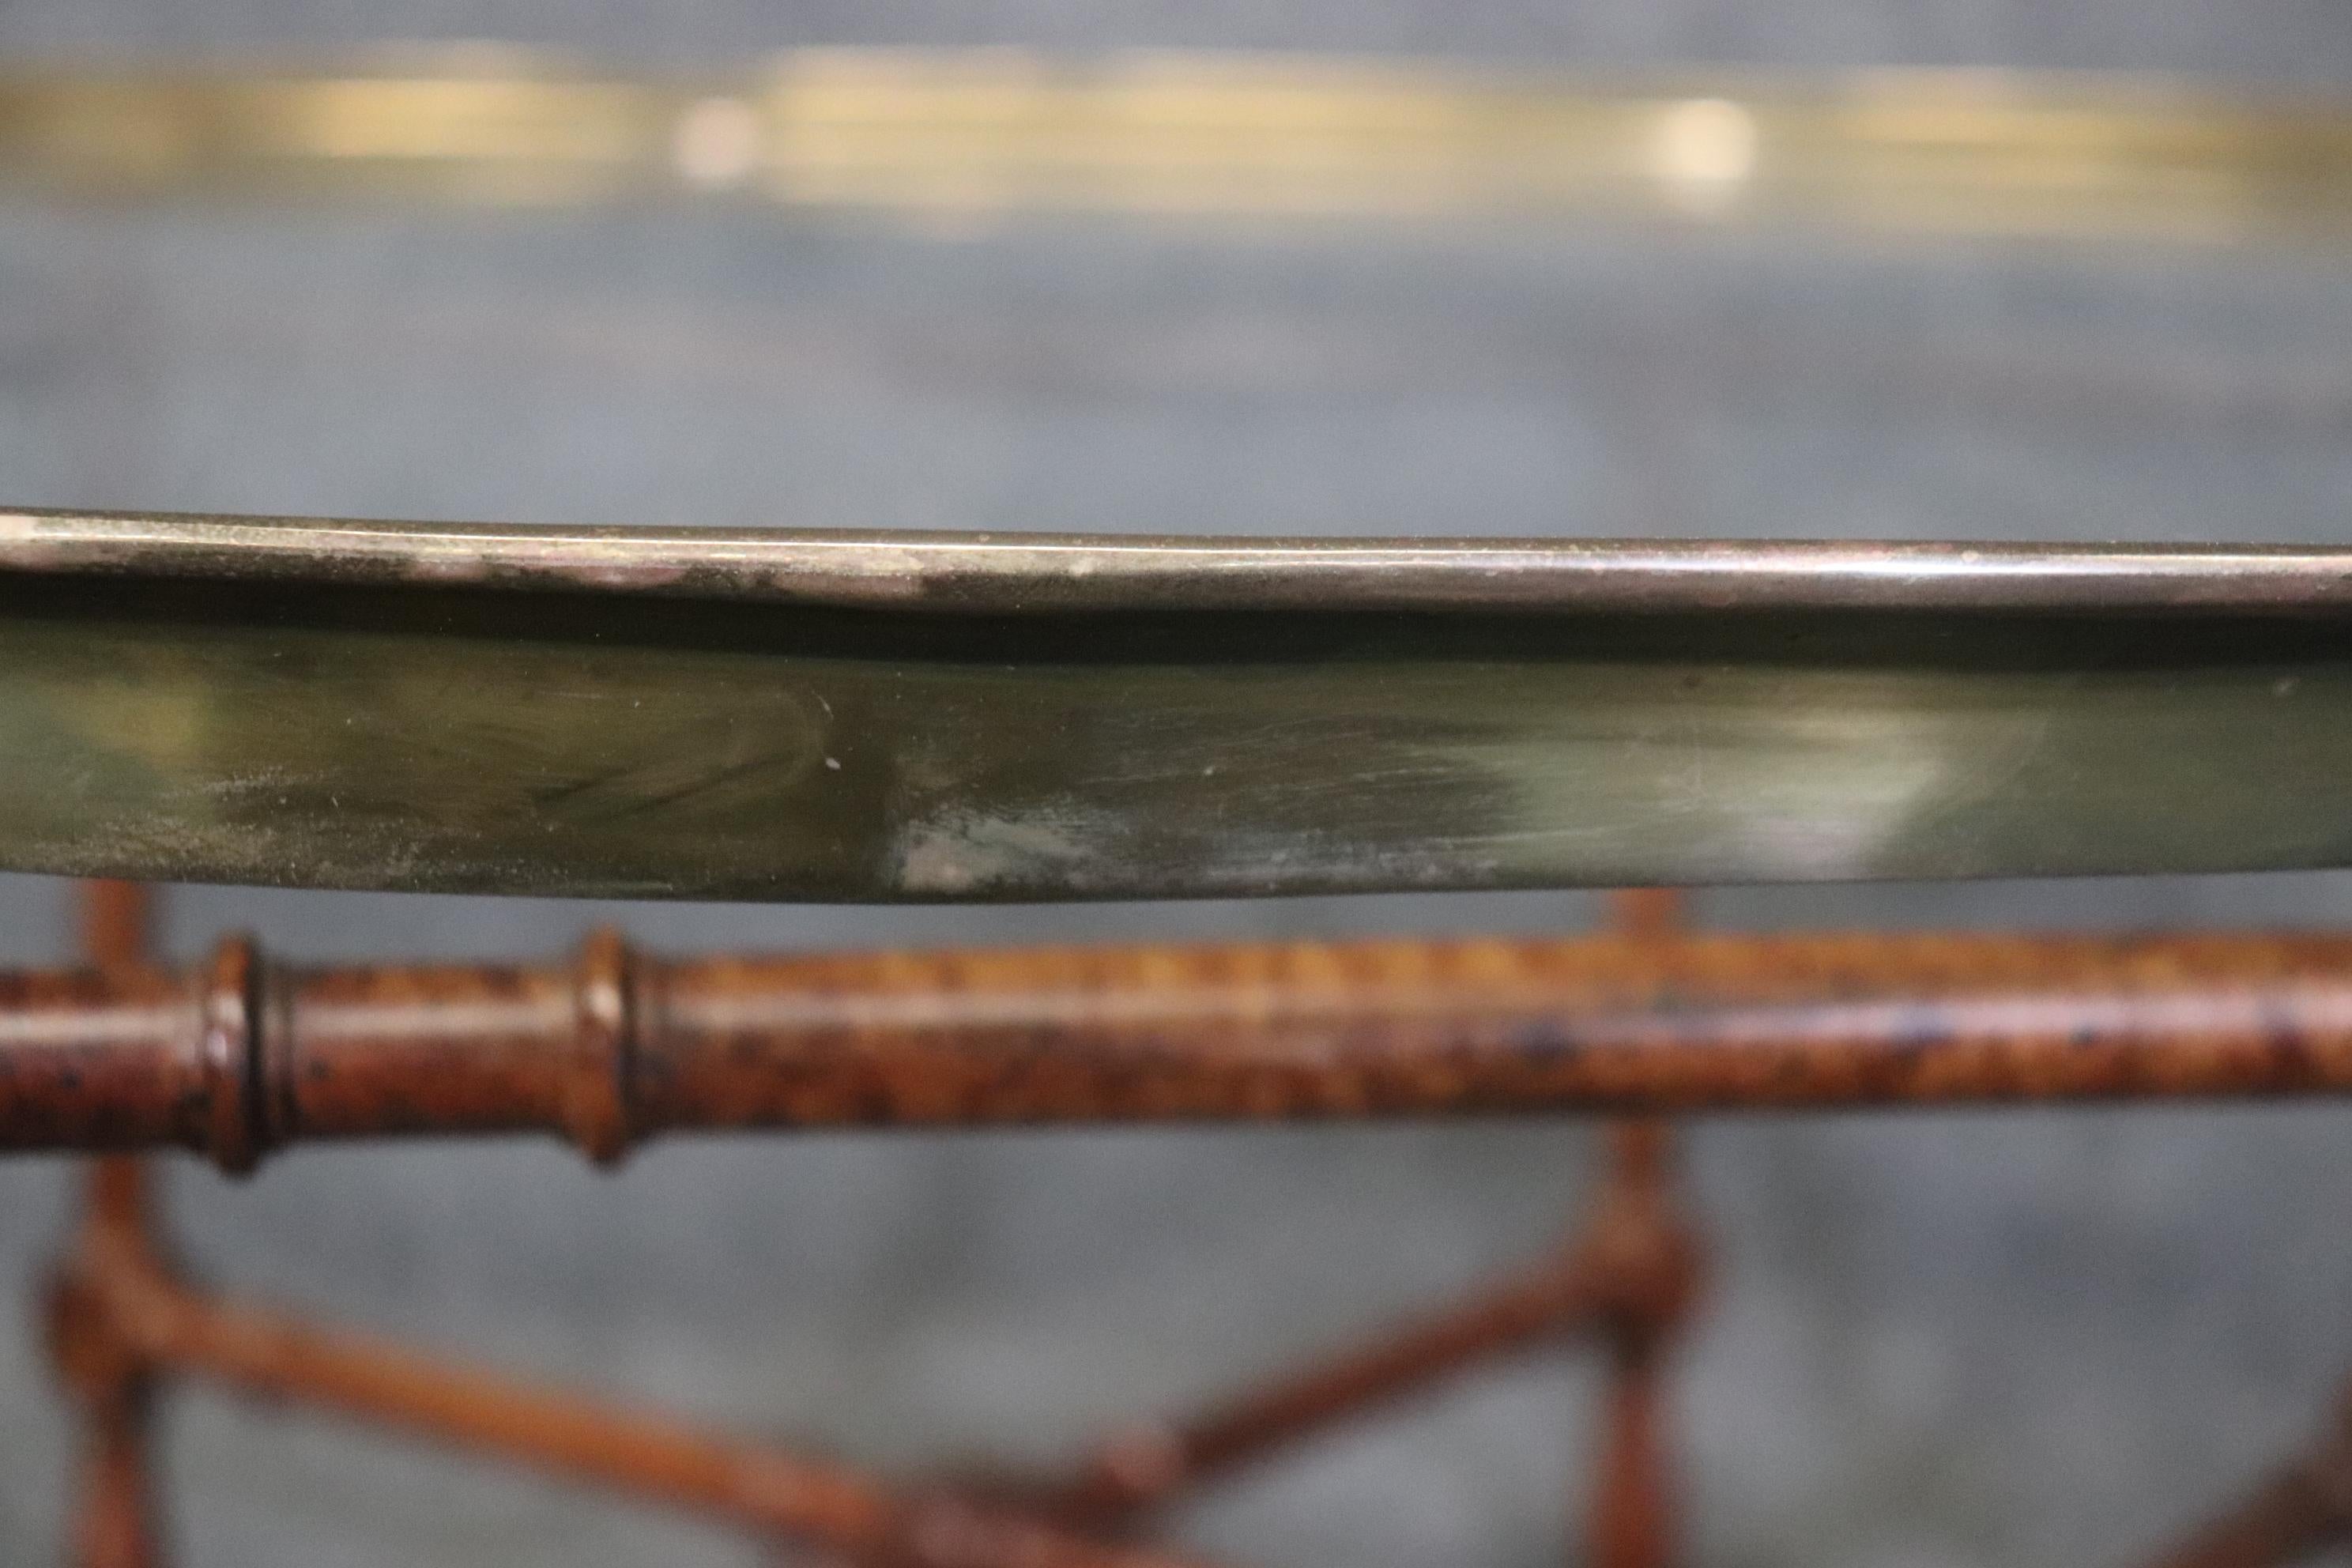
(0, 49, 2346, 242)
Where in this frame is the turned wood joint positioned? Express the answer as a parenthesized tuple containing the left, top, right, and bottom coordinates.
(1600, 1223, 1702, 1348)
(43, 1262, 148, 1415)
(875, 1487, 1184, 1568)
(1580, 1180, 1703, 1345)
(1060, 1423, 1192, 1521)
(195, 937, 264, 1174)
(566, 928, 640, 1167)
(42, 1213, 171, 1417)
(163, 929, 655, 1173)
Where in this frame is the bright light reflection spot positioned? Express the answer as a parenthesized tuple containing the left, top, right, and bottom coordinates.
(673, 96, 763, 189)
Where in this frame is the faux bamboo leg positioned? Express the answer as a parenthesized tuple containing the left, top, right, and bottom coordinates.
(1587, 892, 1702, 1568)
(1585, 1119, 1688, 1568)
(1039, 894, 1704, 1545)
(51, 882, 164, 1568)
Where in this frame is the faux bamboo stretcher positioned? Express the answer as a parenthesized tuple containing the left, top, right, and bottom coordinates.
(8, 925, 2352, 1167)
(27, 889, 2350, 1568)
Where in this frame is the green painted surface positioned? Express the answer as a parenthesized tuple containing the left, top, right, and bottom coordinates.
(2, 575, 2349, 899)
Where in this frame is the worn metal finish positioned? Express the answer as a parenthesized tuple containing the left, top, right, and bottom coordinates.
(15, 511, 2352, 615)
(2, 54, 2349, 246)
(7, 512, 2352, 899)
(9, 928, 2352, 1166)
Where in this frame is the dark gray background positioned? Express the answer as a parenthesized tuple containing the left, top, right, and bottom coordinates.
(2, 2, 2351, 1564)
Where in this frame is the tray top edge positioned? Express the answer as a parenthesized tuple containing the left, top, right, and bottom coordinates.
(6, 507, 2350, 616)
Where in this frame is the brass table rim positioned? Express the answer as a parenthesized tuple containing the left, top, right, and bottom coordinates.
(7, 509, 2352, 616)
(2, 51, 2350, 244)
